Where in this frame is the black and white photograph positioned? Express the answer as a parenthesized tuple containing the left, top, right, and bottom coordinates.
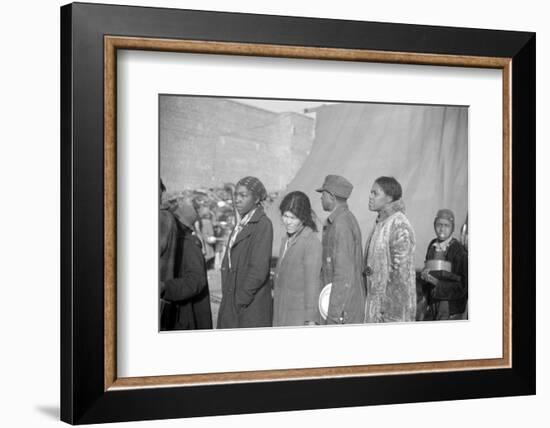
(158, 95, 469, 331)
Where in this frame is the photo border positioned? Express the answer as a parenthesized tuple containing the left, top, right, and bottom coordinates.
(61, 2, 534, 424)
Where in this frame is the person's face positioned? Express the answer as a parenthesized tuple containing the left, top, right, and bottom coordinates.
(281, 210, 303, 235)
(368, 182, 393, 212)
(320, 190, 335, 212)
(234, 185, 258, 216)
(434, 218, 453, 242)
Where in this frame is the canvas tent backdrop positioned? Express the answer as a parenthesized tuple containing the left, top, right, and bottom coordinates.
(266, 102, 468, 269)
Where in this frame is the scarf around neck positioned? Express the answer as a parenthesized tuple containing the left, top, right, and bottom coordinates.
(227, 207, 257, 268)
(431, 235, 454, 253)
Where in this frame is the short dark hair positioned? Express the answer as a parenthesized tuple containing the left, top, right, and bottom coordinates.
(160, 179, 166, 193)
(279, 191, 317, 232)
(374, 176, 402, 201)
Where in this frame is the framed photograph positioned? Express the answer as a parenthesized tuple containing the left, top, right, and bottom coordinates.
(61, 2, 535, 424)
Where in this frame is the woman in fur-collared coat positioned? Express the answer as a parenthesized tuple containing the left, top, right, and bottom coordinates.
(364, 176, 416, 323)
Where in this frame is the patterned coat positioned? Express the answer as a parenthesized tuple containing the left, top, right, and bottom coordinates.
(217, 207, 274, 329)
(273, 226, 323, 326)
(364, 199, 416, 323)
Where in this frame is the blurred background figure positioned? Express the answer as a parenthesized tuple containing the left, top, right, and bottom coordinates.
(460, 215, 468, 251)
(273, 191, 322, 327)
(198, 206, 216, 270)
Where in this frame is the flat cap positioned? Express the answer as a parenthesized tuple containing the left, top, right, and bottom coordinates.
(315, 174, 353, 199)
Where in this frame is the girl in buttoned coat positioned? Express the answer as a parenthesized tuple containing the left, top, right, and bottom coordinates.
(217, 177, 274, 329)
(273, 191, 322, 327)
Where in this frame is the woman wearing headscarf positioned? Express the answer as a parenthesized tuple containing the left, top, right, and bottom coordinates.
(273, 191, 322, 327)
(364, 176, 416, 323)
(217, 176, 274, 329)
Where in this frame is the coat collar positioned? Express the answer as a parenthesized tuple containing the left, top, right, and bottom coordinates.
(246, 205, 265, 224)
(231, 206, 265, 248)
(376, 199, 405, 223)
(283, 225, 313, 247)
(280, 226, 314, 259)
(327, 203, 349, 224)
(431, 236, 456, 252)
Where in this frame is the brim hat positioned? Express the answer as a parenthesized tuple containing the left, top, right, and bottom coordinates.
(315, 174, 353, 199)
(173, 199, 198, 228)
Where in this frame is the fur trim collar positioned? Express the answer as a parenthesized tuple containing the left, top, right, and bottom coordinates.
(377, 199, 406, 223)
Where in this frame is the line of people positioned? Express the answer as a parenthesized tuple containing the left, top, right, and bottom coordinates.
(160, 174, 468, 331)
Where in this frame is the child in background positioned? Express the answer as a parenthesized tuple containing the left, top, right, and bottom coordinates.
(420, 209, 468, 320)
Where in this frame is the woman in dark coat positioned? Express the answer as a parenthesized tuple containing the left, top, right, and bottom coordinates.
(217, 177, 274, 329)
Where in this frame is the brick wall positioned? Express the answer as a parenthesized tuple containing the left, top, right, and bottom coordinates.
(160, 96, 314, 192)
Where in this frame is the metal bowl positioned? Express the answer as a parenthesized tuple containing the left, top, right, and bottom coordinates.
(424, 259, 452, 272)
(318, 283, 332, 320)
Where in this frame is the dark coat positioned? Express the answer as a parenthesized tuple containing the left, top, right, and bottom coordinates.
(160, 208, 177, 329)
(217, 207, 273, 329)
(161, 218, 213, 330)
(160, 209, 177, 284)
(424, 237, 468, 317)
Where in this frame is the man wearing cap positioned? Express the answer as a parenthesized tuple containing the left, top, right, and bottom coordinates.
(160, 191, 213, 330)
(420, 209, 468, 320)
(316, 175, 366, 324)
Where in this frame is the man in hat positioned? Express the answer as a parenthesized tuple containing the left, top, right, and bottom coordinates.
(160, 188, 213, 330)
(420, 209, 468, 320)
(316, 175, 366, 324)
